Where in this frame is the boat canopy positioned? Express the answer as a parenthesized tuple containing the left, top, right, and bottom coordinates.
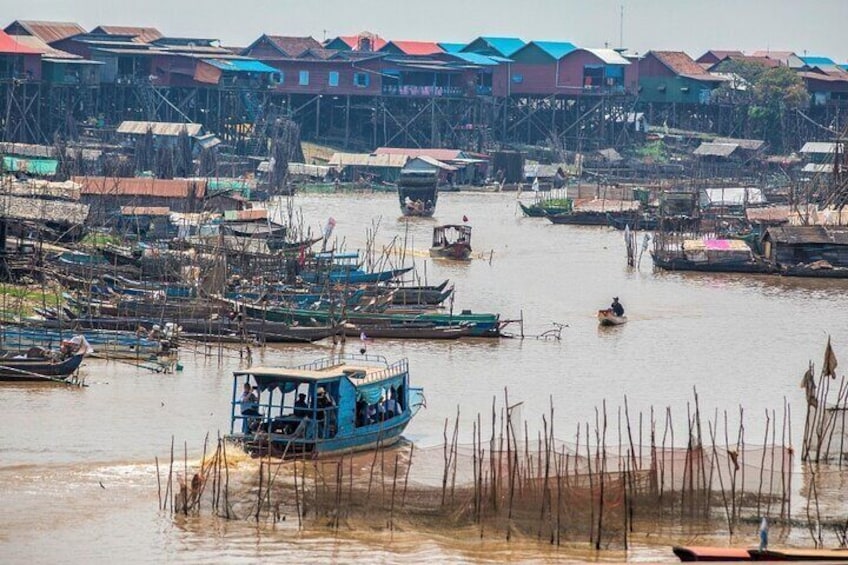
(235, 355, 408, 394)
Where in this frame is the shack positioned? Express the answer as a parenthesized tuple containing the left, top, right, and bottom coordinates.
(74, 176, 206, 223)
(117, 206, 172, 239)
(328, 153, 408, 183)
(761, 225, 848, 268)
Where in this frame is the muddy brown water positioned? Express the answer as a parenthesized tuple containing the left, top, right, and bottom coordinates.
(2, 192, 847, 562)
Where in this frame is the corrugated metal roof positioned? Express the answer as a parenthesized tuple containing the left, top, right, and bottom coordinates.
(700, 187, 766, 206)
(438, 42, 465, 54)
(801, 55, 836, 66)
(90, 25, 163, 43)
(573, 199, 640, 212)
(529, 41, 577, 60)
(74, 176, 207, 198)
(800, 141, 841, 154)
(374, 147, 467, 161)
(260, 35, 323, 58)
(224, 208, 267, 221)
(766, 225, 848, 245)
(202, 58, 279, 73)
(0, 195, 89, 224)
(464, 37, 526, 57)
(4, 20, 86, 43)
(650, 51, 717, 80)
(0, 30, 41, 55)
(802, 163, 835, 173)
(584, 48, 630, 65)
(694, 142, 739, 157)
(329, 33, 388, 52)
(3, 156, 58, 175)
(382, 41, 443, 56)
(713, 137, 765, 151)
(407, 156, 458, 171)
(449, 52, 502, 66)
(120, 206, 171, 216)
(10, 35, 80, 59)
(116, 121, 203, 137)
(328, 153, 408, 168)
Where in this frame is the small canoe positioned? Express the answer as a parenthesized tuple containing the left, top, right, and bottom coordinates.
(672, 546, 753, 562)
(673, 545, 848, 562)
(597, 309, 627, 326)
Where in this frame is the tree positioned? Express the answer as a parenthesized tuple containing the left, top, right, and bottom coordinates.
(749, 66, 810, 152)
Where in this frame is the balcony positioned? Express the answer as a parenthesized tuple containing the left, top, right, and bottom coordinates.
(382, 84, 465, 97)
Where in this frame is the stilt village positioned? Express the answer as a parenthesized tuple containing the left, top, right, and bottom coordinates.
(2, 13, 848, 564)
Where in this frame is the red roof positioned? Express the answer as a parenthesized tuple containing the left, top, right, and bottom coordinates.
(383, 40, 443, 56)
(650, 51, 717, 79)
(75, 177, 207, 198)
(0, 30, 40, 55)
(335, 33, 388, 51)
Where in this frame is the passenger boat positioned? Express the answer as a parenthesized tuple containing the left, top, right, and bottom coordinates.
(429, 224, 472, 260)
(673, 545, 848, 562)
(398, 168, 438, 217)
(227, 354, 425, 457)
(0, 352, 85, 382)
(597, 309, 627, 326)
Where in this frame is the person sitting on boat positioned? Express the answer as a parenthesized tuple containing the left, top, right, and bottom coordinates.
(294, 393, 310, 418)
(240, 383, 261, 433)
(384, 389, 401, 419)
(610, 297, 624, 317)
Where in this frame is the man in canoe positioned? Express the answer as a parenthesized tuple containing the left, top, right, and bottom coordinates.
(611, 297, 624, 317)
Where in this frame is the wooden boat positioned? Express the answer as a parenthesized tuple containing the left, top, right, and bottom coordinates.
(343, 322, 472, 340)
(519, 198, 573, 218)
(0, 352, 85, 382)
(673, 546, 755, 562)
(390, 284, 454, 306)
(547, 210, 625, 226)
(398, 169, 438, 217)
(430, 224, 472, 260)
(227, 354, 425, 457)
(300, 266, 413, 284)
(673, 545, 848, 562)
(597, 309, 627, 326)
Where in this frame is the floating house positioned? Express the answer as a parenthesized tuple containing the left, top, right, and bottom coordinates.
(74, 176, 207, 222)
(761, 225, 848, 269)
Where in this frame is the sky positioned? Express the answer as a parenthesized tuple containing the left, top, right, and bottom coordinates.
(6, 0, 848, 62)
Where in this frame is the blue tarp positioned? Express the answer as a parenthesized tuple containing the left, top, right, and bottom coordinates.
(203, 58, 279, 74)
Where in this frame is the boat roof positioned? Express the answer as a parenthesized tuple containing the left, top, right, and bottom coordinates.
(235, 355, 408, 389)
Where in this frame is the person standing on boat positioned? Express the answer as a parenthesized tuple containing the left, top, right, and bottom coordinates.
(294, 393, 310, 418)
(611, 297, 624, 317)
(240, 383, 260, 433)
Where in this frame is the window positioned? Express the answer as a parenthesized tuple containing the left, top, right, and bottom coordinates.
(353, 72, 370, 87)
(511, 73, 523, 84)
(298, 70, 309, 85)
(328, 71, 339, 87)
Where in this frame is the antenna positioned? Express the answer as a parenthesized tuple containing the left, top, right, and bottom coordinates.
(619, 4, 624, 50)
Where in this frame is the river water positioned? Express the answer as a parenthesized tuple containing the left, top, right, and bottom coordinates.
(2, 191, 847, 563)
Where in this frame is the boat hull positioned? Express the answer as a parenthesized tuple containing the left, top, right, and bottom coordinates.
(597, 310, 627, 326)
(0, 353, 84, 382)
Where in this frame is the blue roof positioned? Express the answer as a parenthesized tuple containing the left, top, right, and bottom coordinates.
(842, 64, 848, 71)
(801, 55, 836, 66)
(202, 58, 279, 73)
(530, 41, 578, 60)
(438, 42, 465, 54)
(475, 37, 526, 57)
(451, 52, 504, 66)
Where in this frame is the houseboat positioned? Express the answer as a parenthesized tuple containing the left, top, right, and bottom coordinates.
(430, 224, 472, 260)
(227, 354, 424, 457)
